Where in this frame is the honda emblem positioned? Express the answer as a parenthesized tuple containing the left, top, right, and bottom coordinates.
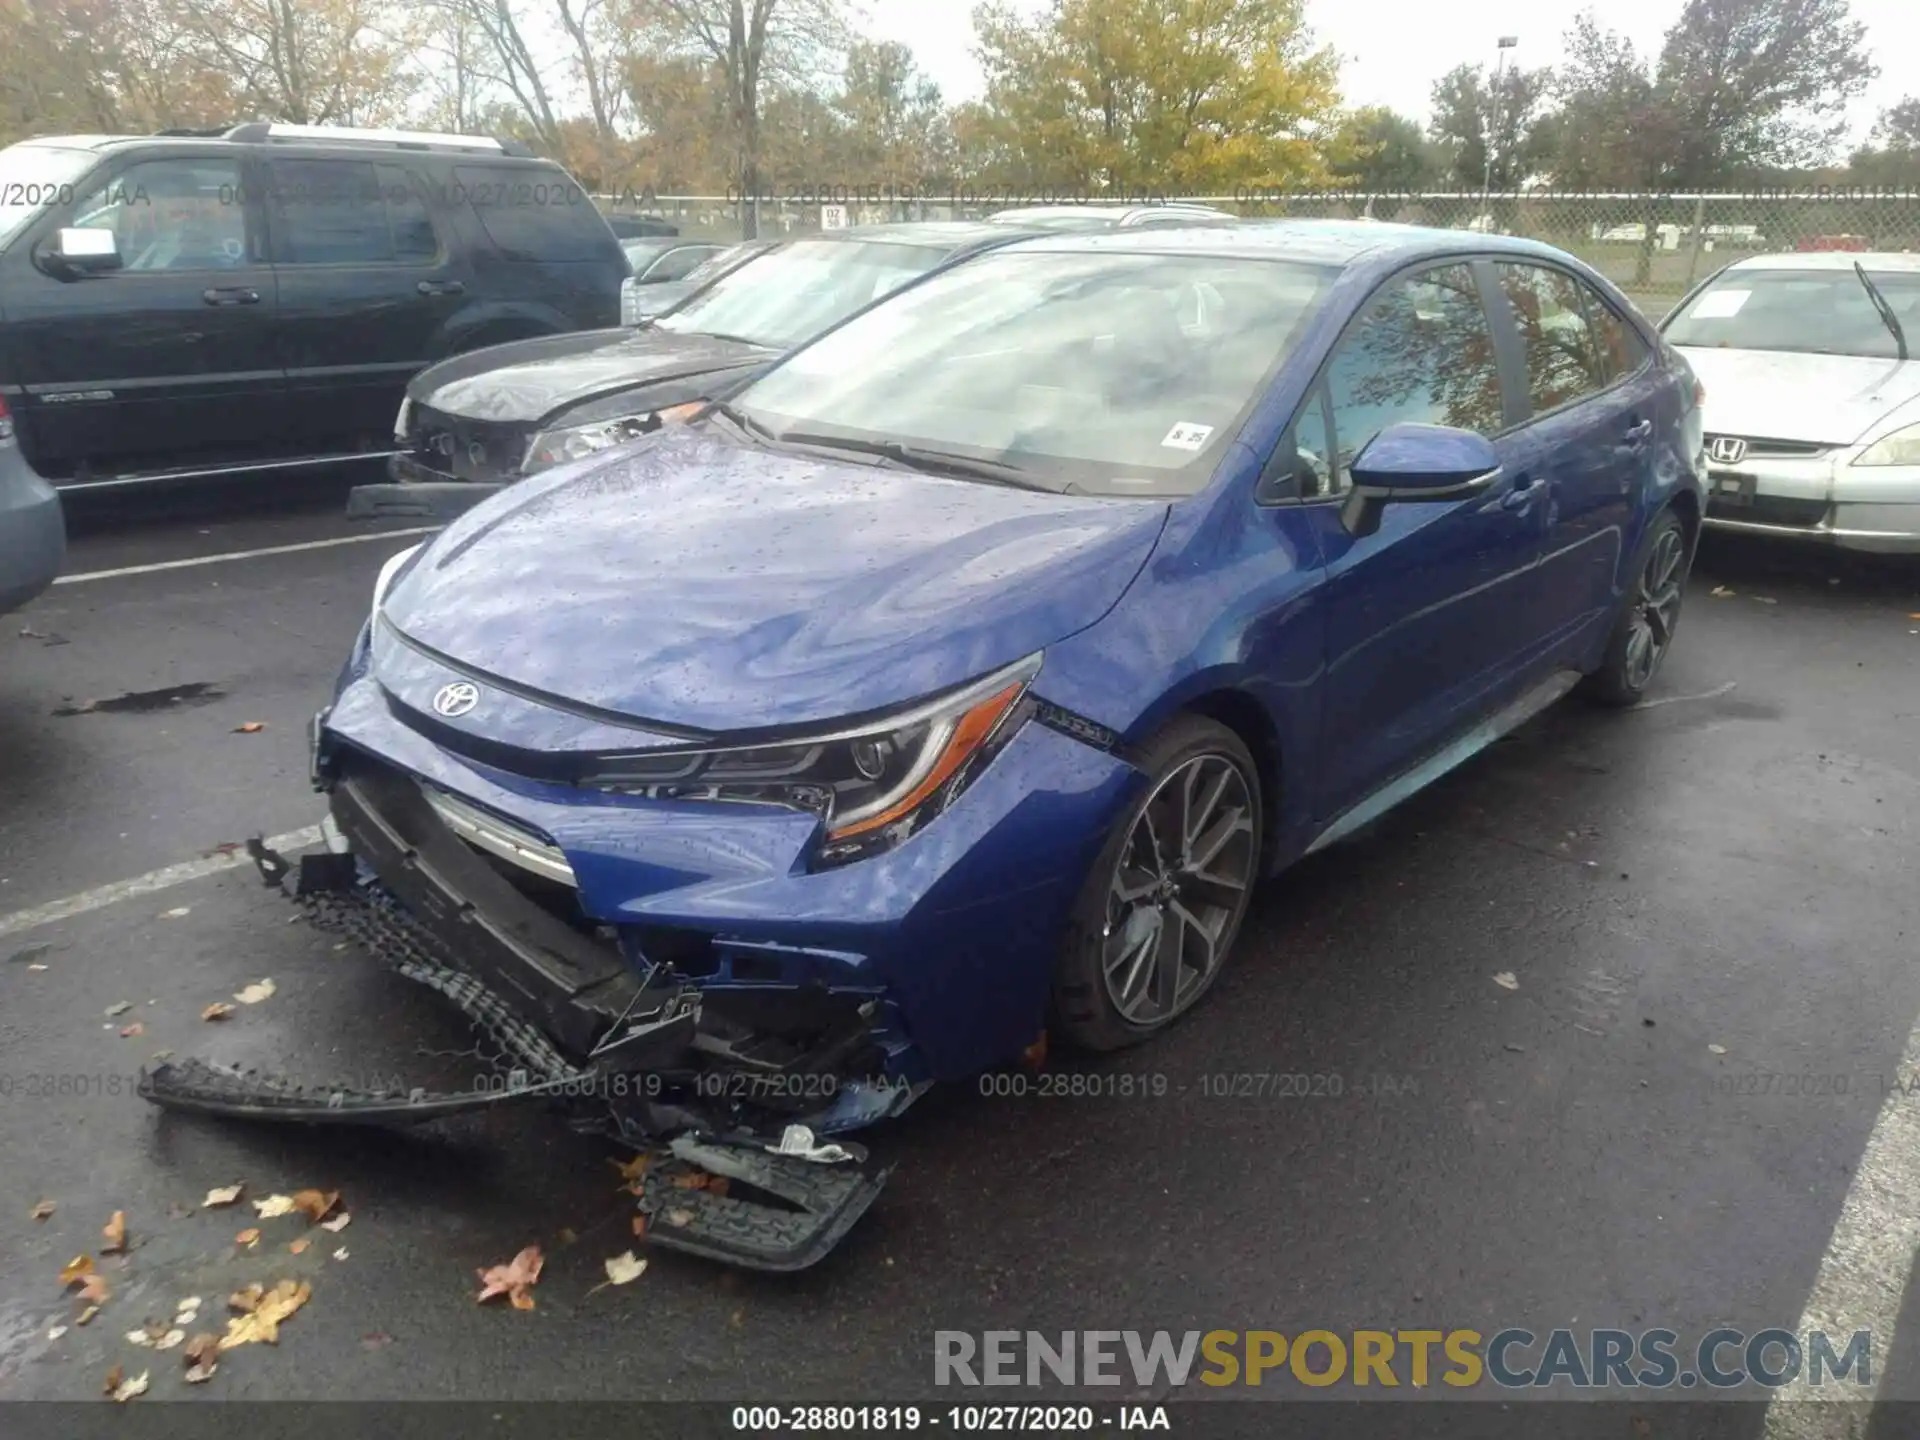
(1707, 436, 1748, 465)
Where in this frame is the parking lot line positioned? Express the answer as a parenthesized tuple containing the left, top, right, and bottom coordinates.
(55, 528, 438, 586)
(1762, 1015, 1920, 1435)
(0, 825, 322, 941)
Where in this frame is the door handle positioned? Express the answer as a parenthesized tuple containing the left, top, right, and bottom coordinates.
(1623, 419, 1654, 442)
(417, 280, 466, 296)
(1500, 473, 1542, 511)
(202, 287, 260, 306)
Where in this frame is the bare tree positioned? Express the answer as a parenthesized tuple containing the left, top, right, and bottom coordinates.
(169, 0, 412, 125)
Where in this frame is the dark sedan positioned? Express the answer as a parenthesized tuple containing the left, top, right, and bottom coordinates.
(348, 223, 1037, 520)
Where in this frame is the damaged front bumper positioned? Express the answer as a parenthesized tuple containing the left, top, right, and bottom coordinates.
(139, 753, 911, 1270)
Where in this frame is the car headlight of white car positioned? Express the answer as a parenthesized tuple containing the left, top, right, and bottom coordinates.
(522, 404, 705, 476)
(1853, 423, 1920, 468)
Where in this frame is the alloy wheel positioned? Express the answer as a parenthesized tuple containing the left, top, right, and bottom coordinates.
(1623, 525, 1686, 692)
(1100, 753, 1258, 1027)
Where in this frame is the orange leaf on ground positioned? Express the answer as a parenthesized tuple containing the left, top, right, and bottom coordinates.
(218, 1280, 309, 1349)
(77, 1273, 110, 1303)
(475, 1245, 544, 1310)
(291, 1189, 339, 1223)
(229, 1284, 264, 1313)
(201, 1003, 235, 1022)
(59, 1255, 95, 1288)
(101, 1212, 128, 1254)
(183, 1333, 220, 1383)
(233, 722, 266, 733)
(235, 1228, 261, 1249)
(289, 1238, 310, 1256)
(31, 1199, 55, 1220)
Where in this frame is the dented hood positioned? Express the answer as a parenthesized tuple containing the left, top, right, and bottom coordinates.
(383, 427, 1168, 734)
(408, 326, 777, 427)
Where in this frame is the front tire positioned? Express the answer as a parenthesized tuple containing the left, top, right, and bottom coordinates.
(1050, 715, 1263, 1052)
(1581, 510, 1690, 707)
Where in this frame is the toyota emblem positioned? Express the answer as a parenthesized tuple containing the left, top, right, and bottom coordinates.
(433, 681, 480, 718)
(1707, 436, 1748, 465)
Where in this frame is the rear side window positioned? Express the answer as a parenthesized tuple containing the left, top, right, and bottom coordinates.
(454, 164, 609, 261)
(1497, 262, 1608, 414)
(267, 159, 440, 265)
(1582, 284, 1650, 380)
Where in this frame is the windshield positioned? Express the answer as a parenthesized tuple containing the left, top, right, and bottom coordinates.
(1665, 267, 1920, 360)
(621, 238, 679, 272)
(0, 144, 98, 248)
(656, 238, 951, 349)
(679, 243, 758, 289)
(734, 252, 1335, 497)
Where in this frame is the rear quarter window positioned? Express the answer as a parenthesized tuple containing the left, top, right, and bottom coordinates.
(453, 164, 614, 262)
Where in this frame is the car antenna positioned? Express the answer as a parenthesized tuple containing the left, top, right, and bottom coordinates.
(1852, 261, 1909, 362)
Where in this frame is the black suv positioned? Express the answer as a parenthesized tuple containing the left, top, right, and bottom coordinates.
(0, 123, 625, 492)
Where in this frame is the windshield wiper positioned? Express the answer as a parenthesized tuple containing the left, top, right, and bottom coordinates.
(1853, 262, 1910, 361)
(707, 399, 779, 444)
(775, 432, 1052, 490)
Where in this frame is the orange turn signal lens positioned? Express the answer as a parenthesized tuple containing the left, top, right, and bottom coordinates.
(658, 403, 706, 424)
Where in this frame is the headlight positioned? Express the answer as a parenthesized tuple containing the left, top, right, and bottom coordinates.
(1854, 423, 1920, 467)
(582, 653, 1043, 868)
(393, 396, 413, 443)
(371, 542, 423, 616)
(522, 405, 705, 475)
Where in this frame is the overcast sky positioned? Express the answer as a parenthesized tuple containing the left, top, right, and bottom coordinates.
(866, 0, 1916, 151)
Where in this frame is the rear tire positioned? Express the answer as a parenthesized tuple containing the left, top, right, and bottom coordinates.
(1580, 509, 1691, 708)
(1049, 715, 1263, 1052)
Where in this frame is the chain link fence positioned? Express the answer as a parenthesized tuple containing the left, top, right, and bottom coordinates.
(599, 189, 1920, 321)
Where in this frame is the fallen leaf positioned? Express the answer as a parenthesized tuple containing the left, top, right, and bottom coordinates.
(201, 1003, 235, 1022)
(118, 1022, 144, 1038)
(556, 1226, 578, 1246)
(610, 1153, 651, 1191)
(252, 1195, 296, 1218)
(288, 1238, 311, 1256)
(77, 1274, 110, 1304)
(291, 1189, 340, 1223)
(233, 722, 266, 733)
(47, 1324, 68, 1341)
(332, 1247, 349, 1262)
(234, 979, 276, 1005)
(101, 1212, 128, 1254)
(631, 1214, 648, 1239)
(182, 1333, 219, 1383)
(154, 1329, 185, 1351)
(670, 1172, 713, 1190)
(31, 1199, 55, 1220)
(600, 1251, 647, 1288)
(218, 1279, 310, 1349)
(360, 1332, 393, 1350)
(75, 1305, 99, 1326)
(1709, 1043, 1728, 1055)
(1022, 1031, 1048, 1069)
(102, 1365, 122, 1396)
(160, 907, 190, 920)
(1492, 972, 1519, 991)
(60, 1254, 95, 1288)
(104, 1001, 133, 1018)
(475, 1244, 544, 1310)
(27, 963, 47, 971)
(111, 1369, 149, 1402)
(203, 1185, 243, 1208)
(228, 1284, 264, 1313)
(321, 1212, 351, 1233)
(1711, 585, 1735, 597)
(235, 1228, 261, 1249)
(126, 1328, 155, 1348)
(1756, 596, 1778, 605)
(664, 1207, 694, 1228)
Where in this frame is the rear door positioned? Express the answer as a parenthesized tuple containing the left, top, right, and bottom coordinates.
(1487, 261, 1659, 653)
(1300, 260, 1546, 820)
(4, 151, 288, 482)
(266, 156, 470, 453)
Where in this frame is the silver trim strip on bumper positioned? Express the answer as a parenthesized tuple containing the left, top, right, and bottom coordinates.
(422, 786, 577, 887)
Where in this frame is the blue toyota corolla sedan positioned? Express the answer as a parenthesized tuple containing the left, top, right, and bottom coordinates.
(146, 223, 1704, 1259)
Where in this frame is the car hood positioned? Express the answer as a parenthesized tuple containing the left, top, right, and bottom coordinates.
(384, 427, 1169, 735)
(1676, 347, 1920, 446)
(409, 326, 777, 427)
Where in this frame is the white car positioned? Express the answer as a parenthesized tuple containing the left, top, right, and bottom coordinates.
(985, 203, 1238, 231)
(1661, 252, 1920, 553)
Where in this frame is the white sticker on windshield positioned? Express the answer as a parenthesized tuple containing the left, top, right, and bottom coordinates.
(1689, 289, 1751, 319)
(1162, 422, 1214, 451)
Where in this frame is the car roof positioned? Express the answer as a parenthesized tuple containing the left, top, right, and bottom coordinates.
(989, 203, 1235, 221)
(1717, 251, 1920, 273)
(985, 218, 1581, 269)
(837, 220, 1030, 246)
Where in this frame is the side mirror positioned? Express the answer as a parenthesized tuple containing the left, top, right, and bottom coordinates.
(1340, 422, 1501, 536)
(45, 227, 122, 277)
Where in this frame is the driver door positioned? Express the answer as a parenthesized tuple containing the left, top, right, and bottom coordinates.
(8, 152, 288, 482)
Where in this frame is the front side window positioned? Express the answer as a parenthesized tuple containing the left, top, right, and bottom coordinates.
(1321, 263, 1505, 490)
(1497, 262, 1608, 414)
(0, 143, 98, 248)
(68, 157, 248, 272)
(736, 251, 1335, 496)
(1663, 267, 1920, 361)
(656, 239, 952, 350)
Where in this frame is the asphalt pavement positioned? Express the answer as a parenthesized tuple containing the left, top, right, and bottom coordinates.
(3, 479, 1920, 1431)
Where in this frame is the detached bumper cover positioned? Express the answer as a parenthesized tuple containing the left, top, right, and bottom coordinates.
(0, 440, 65, 614)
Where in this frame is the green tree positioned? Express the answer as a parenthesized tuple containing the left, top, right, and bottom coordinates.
(1327, 106, 1438, 194)
(1427, 61, 1557, 192)
(835, 40, 953, 185)
(965, 0, 1342, 194)
(1847, 97, 1920, 185)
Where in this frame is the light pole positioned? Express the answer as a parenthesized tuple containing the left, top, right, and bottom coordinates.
(1480, 35, 1519, 225)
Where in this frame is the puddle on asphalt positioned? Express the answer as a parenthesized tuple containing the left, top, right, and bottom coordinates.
(53, 683, 225, 717)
